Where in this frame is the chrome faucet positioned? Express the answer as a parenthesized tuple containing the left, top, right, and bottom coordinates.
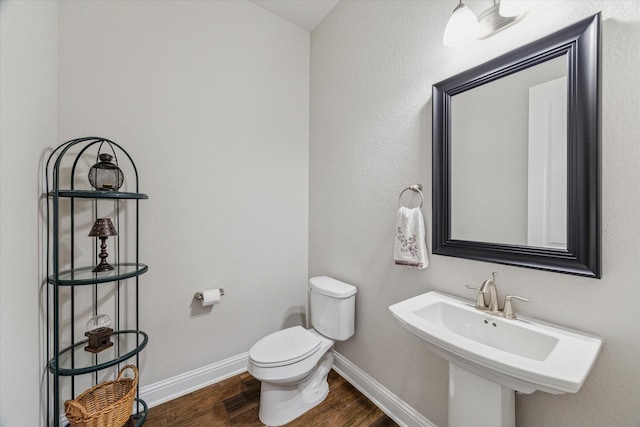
(466, 272, 529, 319)
(466, 272, 499, 313)
(503, 295, 530, 319)
(479, 272, 499, 313)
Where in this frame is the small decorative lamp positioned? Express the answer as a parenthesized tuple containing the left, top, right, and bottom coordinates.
(88, 153, 124, 191)
(88, 218, 118, 272)
(84, 314, 113, 353)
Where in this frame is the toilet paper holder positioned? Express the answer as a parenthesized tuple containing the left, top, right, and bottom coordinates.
(194, 289, 225, 300)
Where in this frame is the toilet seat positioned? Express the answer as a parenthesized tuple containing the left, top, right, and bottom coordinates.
(249, 326, 322, 368)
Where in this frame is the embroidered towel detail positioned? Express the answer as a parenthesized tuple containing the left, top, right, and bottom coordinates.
(394, 206, 428, 269)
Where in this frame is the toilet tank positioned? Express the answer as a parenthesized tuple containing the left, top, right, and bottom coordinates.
(309, 276, 357, 341)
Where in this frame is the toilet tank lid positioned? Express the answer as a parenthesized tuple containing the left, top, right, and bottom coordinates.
(309, 276, 357, 298)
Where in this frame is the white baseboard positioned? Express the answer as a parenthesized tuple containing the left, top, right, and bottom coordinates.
(139, 352, 249, 408)
(139, 350, 435, 427)
(332, 351, 437, 427)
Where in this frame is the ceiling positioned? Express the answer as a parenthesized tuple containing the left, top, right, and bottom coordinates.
(249, 0, 340, 31)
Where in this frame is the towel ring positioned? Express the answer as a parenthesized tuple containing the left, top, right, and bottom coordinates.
(398, 184, 424, 208)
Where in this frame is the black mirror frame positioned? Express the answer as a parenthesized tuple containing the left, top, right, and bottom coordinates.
(432, 13, 601, 278)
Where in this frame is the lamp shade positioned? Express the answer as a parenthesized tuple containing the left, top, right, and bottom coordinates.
(443, 1, 478, 47)
(88, 218, 118, 237)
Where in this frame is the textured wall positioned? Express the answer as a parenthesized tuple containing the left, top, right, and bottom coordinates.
(310, 1, 640, 426)
(57, 0, 310, 390)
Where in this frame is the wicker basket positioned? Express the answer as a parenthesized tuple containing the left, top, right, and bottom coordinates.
(65, 365, 138, 427)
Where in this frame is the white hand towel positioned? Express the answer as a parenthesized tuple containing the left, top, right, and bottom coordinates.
(395, 207, 429, 269)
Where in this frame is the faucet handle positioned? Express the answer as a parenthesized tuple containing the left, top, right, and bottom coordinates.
(503, 295, 530, 319)
(465, 284, 488, 309)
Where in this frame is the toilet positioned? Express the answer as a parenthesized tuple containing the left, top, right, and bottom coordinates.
(248, 276, 357, 426)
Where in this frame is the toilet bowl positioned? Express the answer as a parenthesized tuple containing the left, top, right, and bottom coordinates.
(247, 276, 357, 426)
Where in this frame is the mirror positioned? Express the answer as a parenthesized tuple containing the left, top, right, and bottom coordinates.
(451, 55, 568, 248)
(433, 14, 601, 278)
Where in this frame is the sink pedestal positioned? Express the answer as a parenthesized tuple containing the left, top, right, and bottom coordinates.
(449, 364, 515, 427)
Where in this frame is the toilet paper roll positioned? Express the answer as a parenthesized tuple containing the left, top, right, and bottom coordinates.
(200, 288, 222, 307)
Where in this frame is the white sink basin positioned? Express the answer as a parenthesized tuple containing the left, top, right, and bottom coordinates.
(389, 291, 602, 394)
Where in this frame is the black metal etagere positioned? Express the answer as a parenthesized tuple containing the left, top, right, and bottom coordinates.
(45, 137, 148, 426)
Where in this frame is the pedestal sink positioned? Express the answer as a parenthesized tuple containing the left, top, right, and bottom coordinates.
(389, 291, 602, 427)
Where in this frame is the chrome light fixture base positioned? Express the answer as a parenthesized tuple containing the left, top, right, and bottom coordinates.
(476, 4, 527, 40)
(443, 0, 527, 47)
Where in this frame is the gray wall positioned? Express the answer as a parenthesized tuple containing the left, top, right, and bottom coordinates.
(0, 1, 59, 425)
(310, 1, 640, 426)
(1, 1, 309, 425)
(56, 0, 310, 388)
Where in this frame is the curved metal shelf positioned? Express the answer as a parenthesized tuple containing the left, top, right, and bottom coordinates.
(46, 138, 148, 426)
(49, 330, 148, 376)
(49, 263, 148, 286)
(130, 398, 148, 426)
(49, 189, 148, 200)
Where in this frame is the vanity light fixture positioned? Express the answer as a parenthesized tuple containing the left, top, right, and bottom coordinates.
(443, 0, 527, 47)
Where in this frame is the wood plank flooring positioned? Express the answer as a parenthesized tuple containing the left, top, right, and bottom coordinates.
(144, 369, 399, 426)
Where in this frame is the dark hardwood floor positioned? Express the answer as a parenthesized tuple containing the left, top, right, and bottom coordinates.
(144, 369, 399, 426)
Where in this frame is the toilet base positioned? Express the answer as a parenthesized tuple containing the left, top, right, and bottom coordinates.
(258, 351, 334, 426)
